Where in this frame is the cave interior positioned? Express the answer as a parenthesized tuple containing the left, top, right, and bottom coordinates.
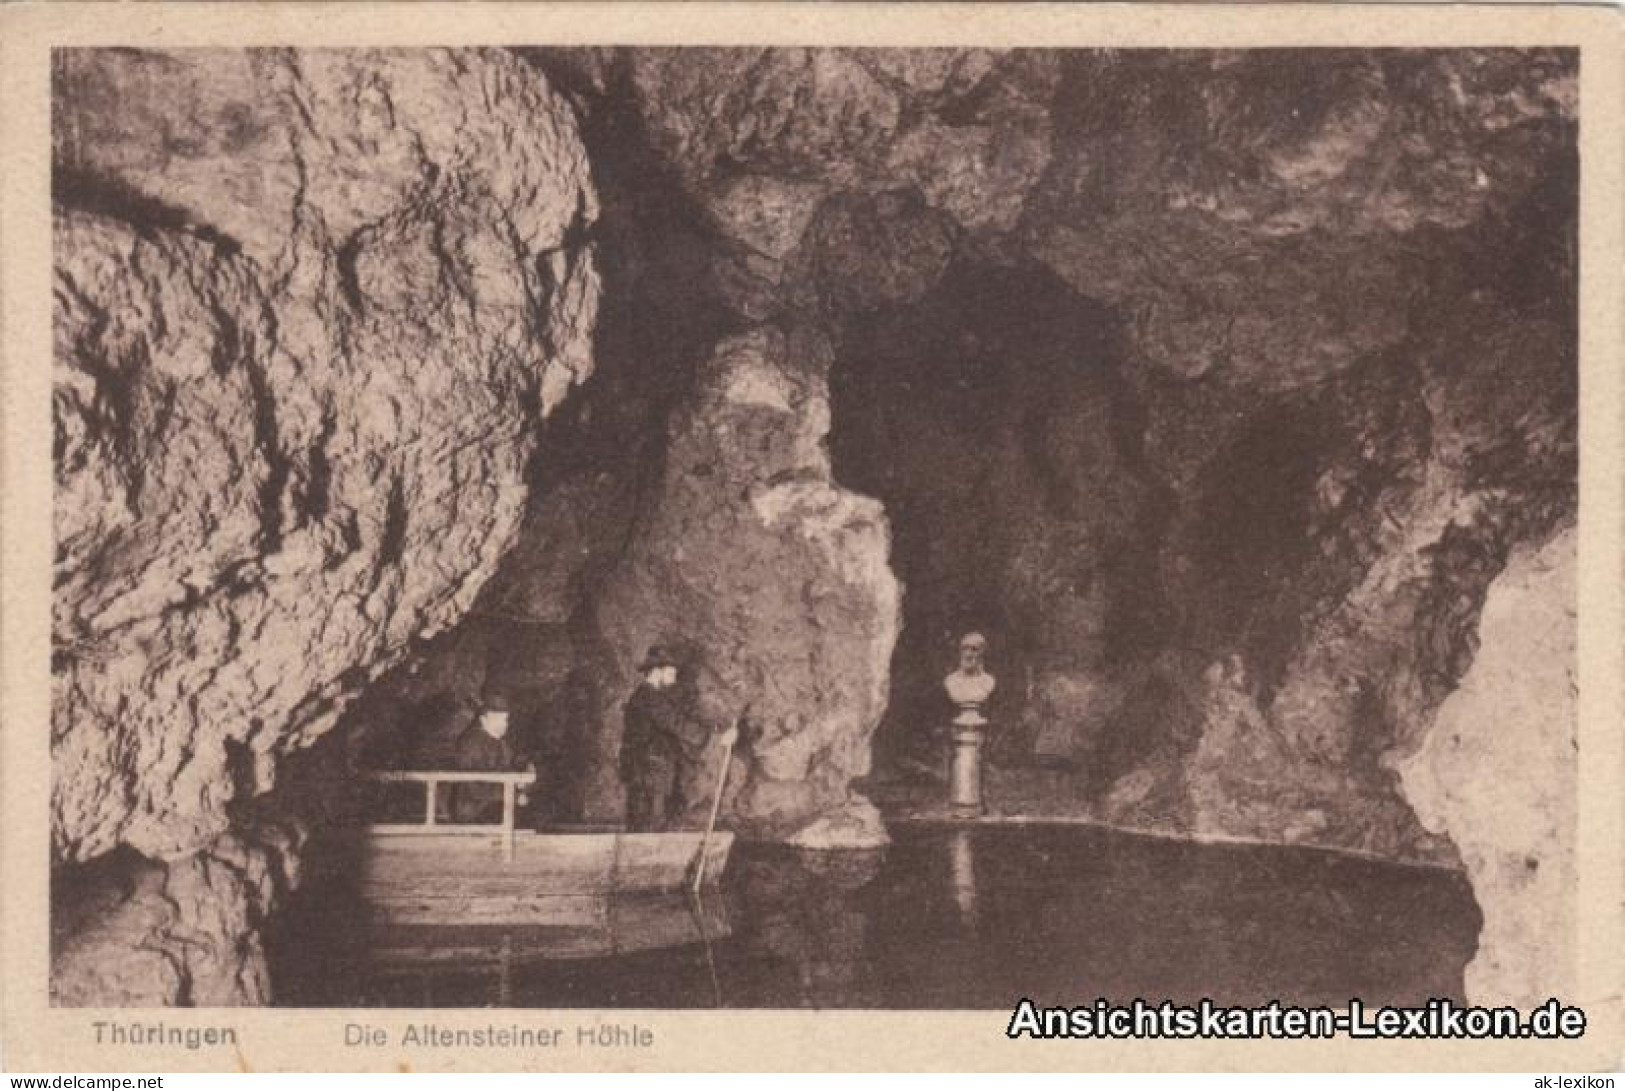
(44, 46, 1581, 1010)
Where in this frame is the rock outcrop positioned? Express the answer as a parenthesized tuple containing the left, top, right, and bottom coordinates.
(51, 48, 599, 1001)
(590, 328, 900, 843)
(1396, 526, 1577, 1006)
(52, 824, 303, 1007)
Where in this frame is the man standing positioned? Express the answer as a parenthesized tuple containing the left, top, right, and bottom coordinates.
(619, 646, 736, 831)
(450, 690, 533, 823)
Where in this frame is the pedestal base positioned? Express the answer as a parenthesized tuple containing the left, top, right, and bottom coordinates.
(949, 722, 986, 816)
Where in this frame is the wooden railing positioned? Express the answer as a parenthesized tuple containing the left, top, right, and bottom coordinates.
(364, 770, 537, 861)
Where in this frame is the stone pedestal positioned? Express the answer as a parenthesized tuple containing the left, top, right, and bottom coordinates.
(944, 661, 995, 818)
(948, 718, 986, 816)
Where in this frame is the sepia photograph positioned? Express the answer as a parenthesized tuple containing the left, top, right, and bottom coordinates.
(3, 2, 1622, 1076)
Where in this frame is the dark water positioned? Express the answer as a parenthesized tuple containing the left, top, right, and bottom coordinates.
(272, 823, 1479, 1009)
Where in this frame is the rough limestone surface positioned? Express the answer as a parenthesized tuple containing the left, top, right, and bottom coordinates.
(515, 50, 1575, 873)
(623, 48, 1061, 238)
(51, 824, 304, 1007)
(52, 48, 598, 1001)
(590, 328, 900, 843)
(1023, 50, 1576, 397)
(1396, 526, 1577, 1006)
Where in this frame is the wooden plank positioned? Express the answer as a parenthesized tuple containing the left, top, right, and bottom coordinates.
(361, 871, 616, 896)
(368, 824, 504, 836)
(369, 771, 536, 785)
(360, 832, 734, 876)
(355, 830, 737, 928)
(364, 898, 734, 968)
(360, 863, 612, 890)
(363, 892, 607, 928)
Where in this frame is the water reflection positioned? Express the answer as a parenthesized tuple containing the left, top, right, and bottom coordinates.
(948, 829, 978, 924)
(725, 843, 889, 1007)
(273, 824, 1479, 1009)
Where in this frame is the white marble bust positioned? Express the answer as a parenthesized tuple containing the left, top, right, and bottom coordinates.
(944, 631, 996, 726)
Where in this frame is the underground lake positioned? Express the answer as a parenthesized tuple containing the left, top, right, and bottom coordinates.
(269, 822, 1479, 1009)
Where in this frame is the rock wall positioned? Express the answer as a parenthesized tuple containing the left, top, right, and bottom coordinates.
(1021, 52, 1576, 847)
(545, 50, 1064, 836)
(663, 49, 1575, 876)
(51, 48, 599, 1002)
(396, 48, 1577, 871)
(1396, 526, 1577, 1005)
(51, 824, 304, 1007)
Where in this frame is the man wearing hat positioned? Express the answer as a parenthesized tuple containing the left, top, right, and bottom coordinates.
(450, 688, 533, 824)
(619, 645, 721, 831)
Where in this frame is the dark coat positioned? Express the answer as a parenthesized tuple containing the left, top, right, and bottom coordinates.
(454, 722, 523, 773)
(620, 682, 708, 830)
(621, 684, 708, 768)
(450, 723, 526, 823)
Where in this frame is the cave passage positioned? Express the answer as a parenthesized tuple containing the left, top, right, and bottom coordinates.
(829, 258, 1160, 781)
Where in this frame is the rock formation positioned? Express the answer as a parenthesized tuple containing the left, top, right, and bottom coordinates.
(1015, 51, 1575, 860)
(589, 327, 899, 844)
(50, 46, 1580, 1007)
(51, 825, 304, 1007)
(584, 48, 1577, 1000)
(1397, 526, 1577, 1007)
(51, 48, 599, 1002)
